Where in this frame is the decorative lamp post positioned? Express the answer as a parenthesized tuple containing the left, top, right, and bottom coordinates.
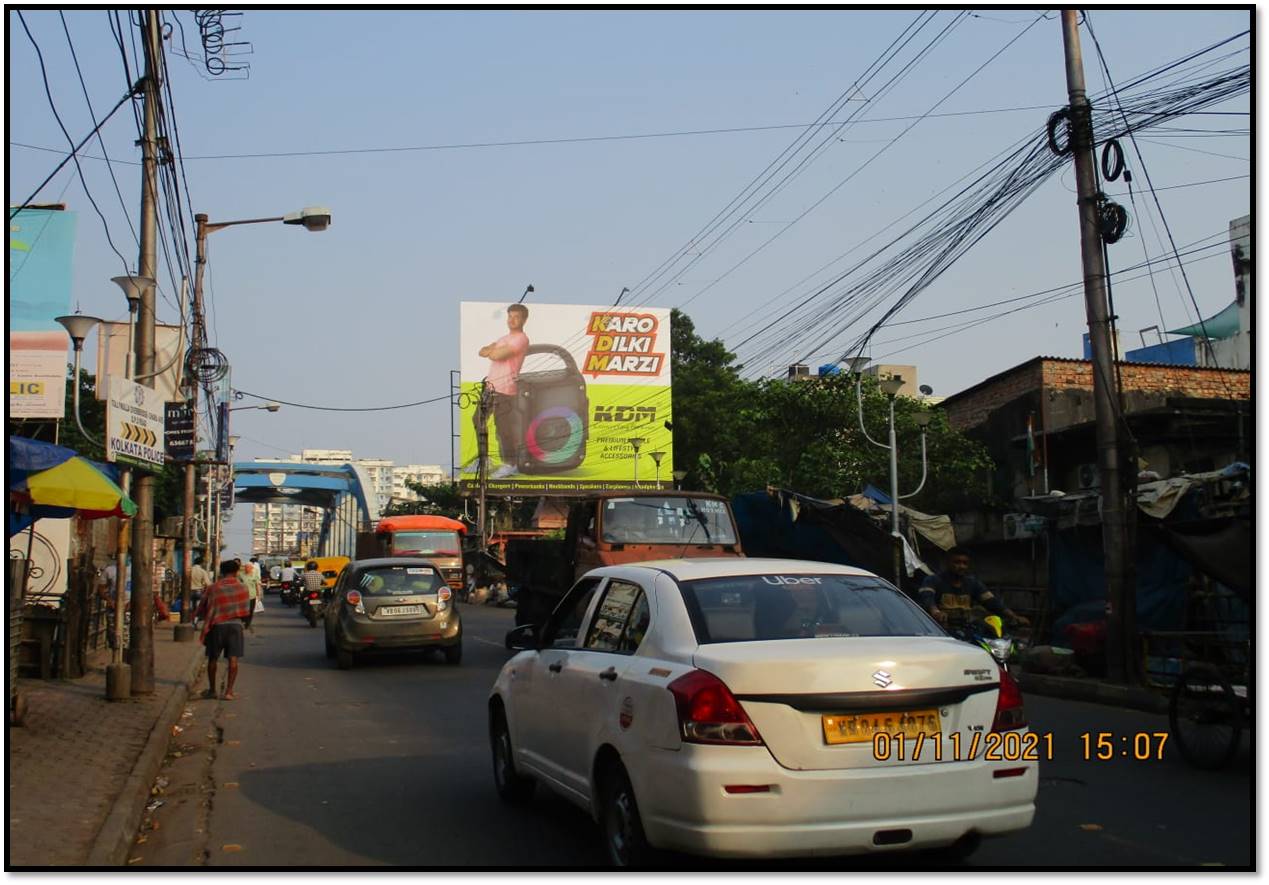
(629, 437, 645, 488)
(648, 451, 665, 490)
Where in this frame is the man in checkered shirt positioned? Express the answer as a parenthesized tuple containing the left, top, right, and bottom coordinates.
(195, 560, 251, 700)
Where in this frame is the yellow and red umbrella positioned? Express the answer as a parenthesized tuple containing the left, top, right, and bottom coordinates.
(8, 436, 136, 536)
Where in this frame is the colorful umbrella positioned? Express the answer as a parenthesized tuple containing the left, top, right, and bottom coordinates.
(8, 436, 136, 536)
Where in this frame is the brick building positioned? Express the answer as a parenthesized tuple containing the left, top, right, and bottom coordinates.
(942, 356, 1250, 504)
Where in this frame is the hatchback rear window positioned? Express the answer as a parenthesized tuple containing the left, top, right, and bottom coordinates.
(679, 574, 941, 643)
(354, 566, 443, 597)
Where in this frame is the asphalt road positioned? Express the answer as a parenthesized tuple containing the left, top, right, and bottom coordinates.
(139, 601, 1252, 869)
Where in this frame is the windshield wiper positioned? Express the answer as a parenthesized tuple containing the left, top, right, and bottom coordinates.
(683, 498, 713, 544)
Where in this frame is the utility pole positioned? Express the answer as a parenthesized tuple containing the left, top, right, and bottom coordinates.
(1060, 11, 1133, 683)
(177, 215, 212, 640)
(128, 9, 163, 694)
(475, 382, 491, 552)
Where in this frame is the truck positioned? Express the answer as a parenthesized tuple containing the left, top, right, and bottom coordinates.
(356, 514, 468, 593)
(504, 490, 744, 627)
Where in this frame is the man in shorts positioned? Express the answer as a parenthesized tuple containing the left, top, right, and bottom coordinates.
(195, 560, 251, 700)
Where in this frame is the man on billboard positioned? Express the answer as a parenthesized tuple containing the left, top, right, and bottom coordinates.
(475, 303, 530, 479)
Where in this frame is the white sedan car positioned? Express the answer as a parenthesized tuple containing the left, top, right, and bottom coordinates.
(489, 558, 1037, 866)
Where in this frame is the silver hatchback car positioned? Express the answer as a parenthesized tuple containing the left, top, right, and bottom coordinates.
(323, 558, 462, 669)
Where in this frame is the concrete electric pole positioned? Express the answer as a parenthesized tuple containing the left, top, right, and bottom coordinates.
(1059, 10, 1134, 683)
(127, 9, 163, 694)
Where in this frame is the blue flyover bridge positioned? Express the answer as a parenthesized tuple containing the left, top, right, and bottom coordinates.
(231, 461, 381, 558)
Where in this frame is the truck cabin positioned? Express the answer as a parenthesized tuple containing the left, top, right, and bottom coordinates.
(569, 493, 742, 573)
(370, 515, 468, 591)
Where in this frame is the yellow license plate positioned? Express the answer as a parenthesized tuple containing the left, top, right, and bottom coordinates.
(822, 709, 941, 745)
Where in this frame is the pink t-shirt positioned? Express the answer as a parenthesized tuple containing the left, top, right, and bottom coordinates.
(486, 331, 529, 395)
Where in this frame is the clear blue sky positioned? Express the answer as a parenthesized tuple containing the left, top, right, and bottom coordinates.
(8, 9, 1251, 554)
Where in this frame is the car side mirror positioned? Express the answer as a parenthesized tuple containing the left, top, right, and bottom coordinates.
(505, 623, 538, 651)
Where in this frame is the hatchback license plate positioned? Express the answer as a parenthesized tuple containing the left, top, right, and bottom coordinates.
(379, 605, 424, 617)
(822, 708, 940, 745)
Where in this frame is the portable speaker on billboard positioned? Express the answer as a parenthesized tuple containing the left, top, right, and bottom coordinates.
(515, 344, 590, 473)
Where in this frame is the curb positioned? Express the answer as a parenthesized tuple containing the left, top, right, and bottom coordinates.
(1017, 672, 1168, 715)
(84, 643, 206, 867)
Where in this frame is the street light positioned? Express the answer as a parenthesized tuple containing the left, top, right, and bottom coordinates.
(857, 374, 928, 588)
(55, 313, 103, 445)
(649, 449, 670, 490)
(110, 275, 154, 380)
(672, 469, 688, 491)
(229, 401, 281, 413)
(629, 437, 645, 488)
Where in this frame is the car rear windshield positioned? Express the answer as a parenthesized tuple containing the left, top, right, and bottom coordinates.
(679, 574, 942, 643)
(354, 566, 443, 597)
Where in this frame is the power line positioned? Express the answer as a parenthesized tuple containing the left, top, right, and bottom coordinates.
(16, 10, 136, 280)
(233, 389, 453, 412)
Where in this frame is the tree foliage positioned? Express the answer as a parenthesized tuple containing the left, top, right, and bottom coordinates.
(669, 310, 991, 513)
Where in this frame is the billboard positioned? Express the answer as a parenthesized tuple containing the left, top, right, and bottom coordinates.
(9, 208, 77, 418)
(458, 302, 673, 494)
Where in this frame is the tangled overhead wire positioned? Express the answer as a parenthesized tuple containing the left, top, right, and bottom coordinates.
(731, 34, 1249, 376)
(187, 346, 229, 384)
(194, 10, 251, 78)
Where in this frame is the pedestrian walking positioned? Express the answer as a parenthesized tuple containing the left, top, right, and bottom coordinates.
(190, 557, 211, 608)
(240, 556, 263, 632)
(194, 560, 251, 700)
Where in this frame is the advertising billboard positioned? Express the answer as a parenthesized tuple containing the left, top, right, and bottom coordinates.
(9, 208, 77, 419)
(458, 302, 673, 494)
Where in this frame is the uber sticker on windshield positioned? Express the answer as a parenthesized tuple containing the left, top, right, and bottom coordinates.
(406, 568, 430, 575)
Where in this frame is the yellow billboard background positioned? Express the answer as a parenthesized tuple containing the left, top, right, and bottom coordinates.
(458, 302, 673, 494)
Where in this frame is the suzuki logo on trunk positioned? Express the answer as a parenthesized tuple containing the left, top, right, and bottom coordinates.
(872, 670, 893, 688)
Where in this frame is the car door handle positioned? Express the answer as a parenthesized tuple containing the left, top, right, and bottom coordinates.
(548, 661, 564, 673)
(599, 667, 618, 682)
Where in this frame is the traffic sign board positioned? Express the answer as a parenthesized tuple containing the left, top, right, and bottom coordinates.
(106, 377, 165, 471)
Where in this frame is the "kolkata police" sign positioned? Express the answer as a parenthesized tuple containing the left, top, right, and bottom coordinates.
(107, 376, 165, 470)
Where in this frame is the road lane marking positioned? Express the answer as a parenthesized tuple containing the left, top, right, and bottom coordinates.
(470, 636, 505, 648)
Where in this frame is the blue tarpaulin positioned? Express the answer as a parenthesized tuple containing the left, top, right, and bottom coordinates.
(1048, 526, 1191, 638)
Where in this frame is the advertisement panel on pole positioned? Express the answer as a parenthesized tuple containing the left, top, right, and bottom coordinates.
(164, 402, 196, 461)
(458, 302, 673, 494)
(9, 208, 77, 419)
(106, 376, 166, 470)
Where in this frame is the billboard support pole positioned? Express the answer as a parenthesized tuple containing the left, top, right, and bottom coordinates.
(476, 381, 491, 553)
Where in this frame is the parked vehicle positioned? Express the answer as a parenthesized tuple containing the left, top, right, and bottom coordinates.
(505, 491, 744, 627)
(490, 558, 1035, 866)
(356, 515, 466, 593)
(324, 558, 462, 669)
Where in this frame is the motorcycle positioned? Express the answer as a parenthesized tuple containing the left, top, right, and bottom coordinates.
(279, 579, 298, 607)
(950, 614, 1019, 671)
(301, 584, 325, 627)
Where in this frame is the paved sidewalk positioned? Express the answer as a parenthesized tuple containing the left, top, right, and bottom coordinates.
(7, 626, 205, 868)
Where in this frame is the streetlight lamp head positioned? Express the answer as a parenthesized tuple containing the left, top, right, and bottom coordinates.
(111, 274, 155, 309)
(265, 402, 281, 412)
(55, 314, 102, 350)
(844, 356, 870, 374)
(228, 435, 240, 448)
(880, 376, 905, 397)
(912, 411, 933, 429)
(628, 437, 645, 453)
(283, 206, 332, 231)
(672, 470, 688, 482)
(648, 451, 665, 466)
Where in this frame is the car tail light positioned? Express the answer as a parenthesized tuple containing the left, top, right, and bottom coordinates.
(437, 586, 452, 610)
(346, 589, 365, 615)
(667, 669, 763, 746)
(992, 668, 1026, 732)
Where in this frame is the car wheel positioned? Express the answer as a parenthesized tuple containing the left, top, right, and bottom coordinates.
(490, 707, 535, 804)
(599, 761, 656, 868)
(336, 647, 354, 670)
(324, 629, 335, 659)
(926, 832, 981, 864)
(443, 643, 463, 666)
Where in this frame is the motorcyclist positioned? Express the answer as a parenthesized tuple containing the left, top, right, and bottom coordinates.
(919, 547, 1029, 630)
